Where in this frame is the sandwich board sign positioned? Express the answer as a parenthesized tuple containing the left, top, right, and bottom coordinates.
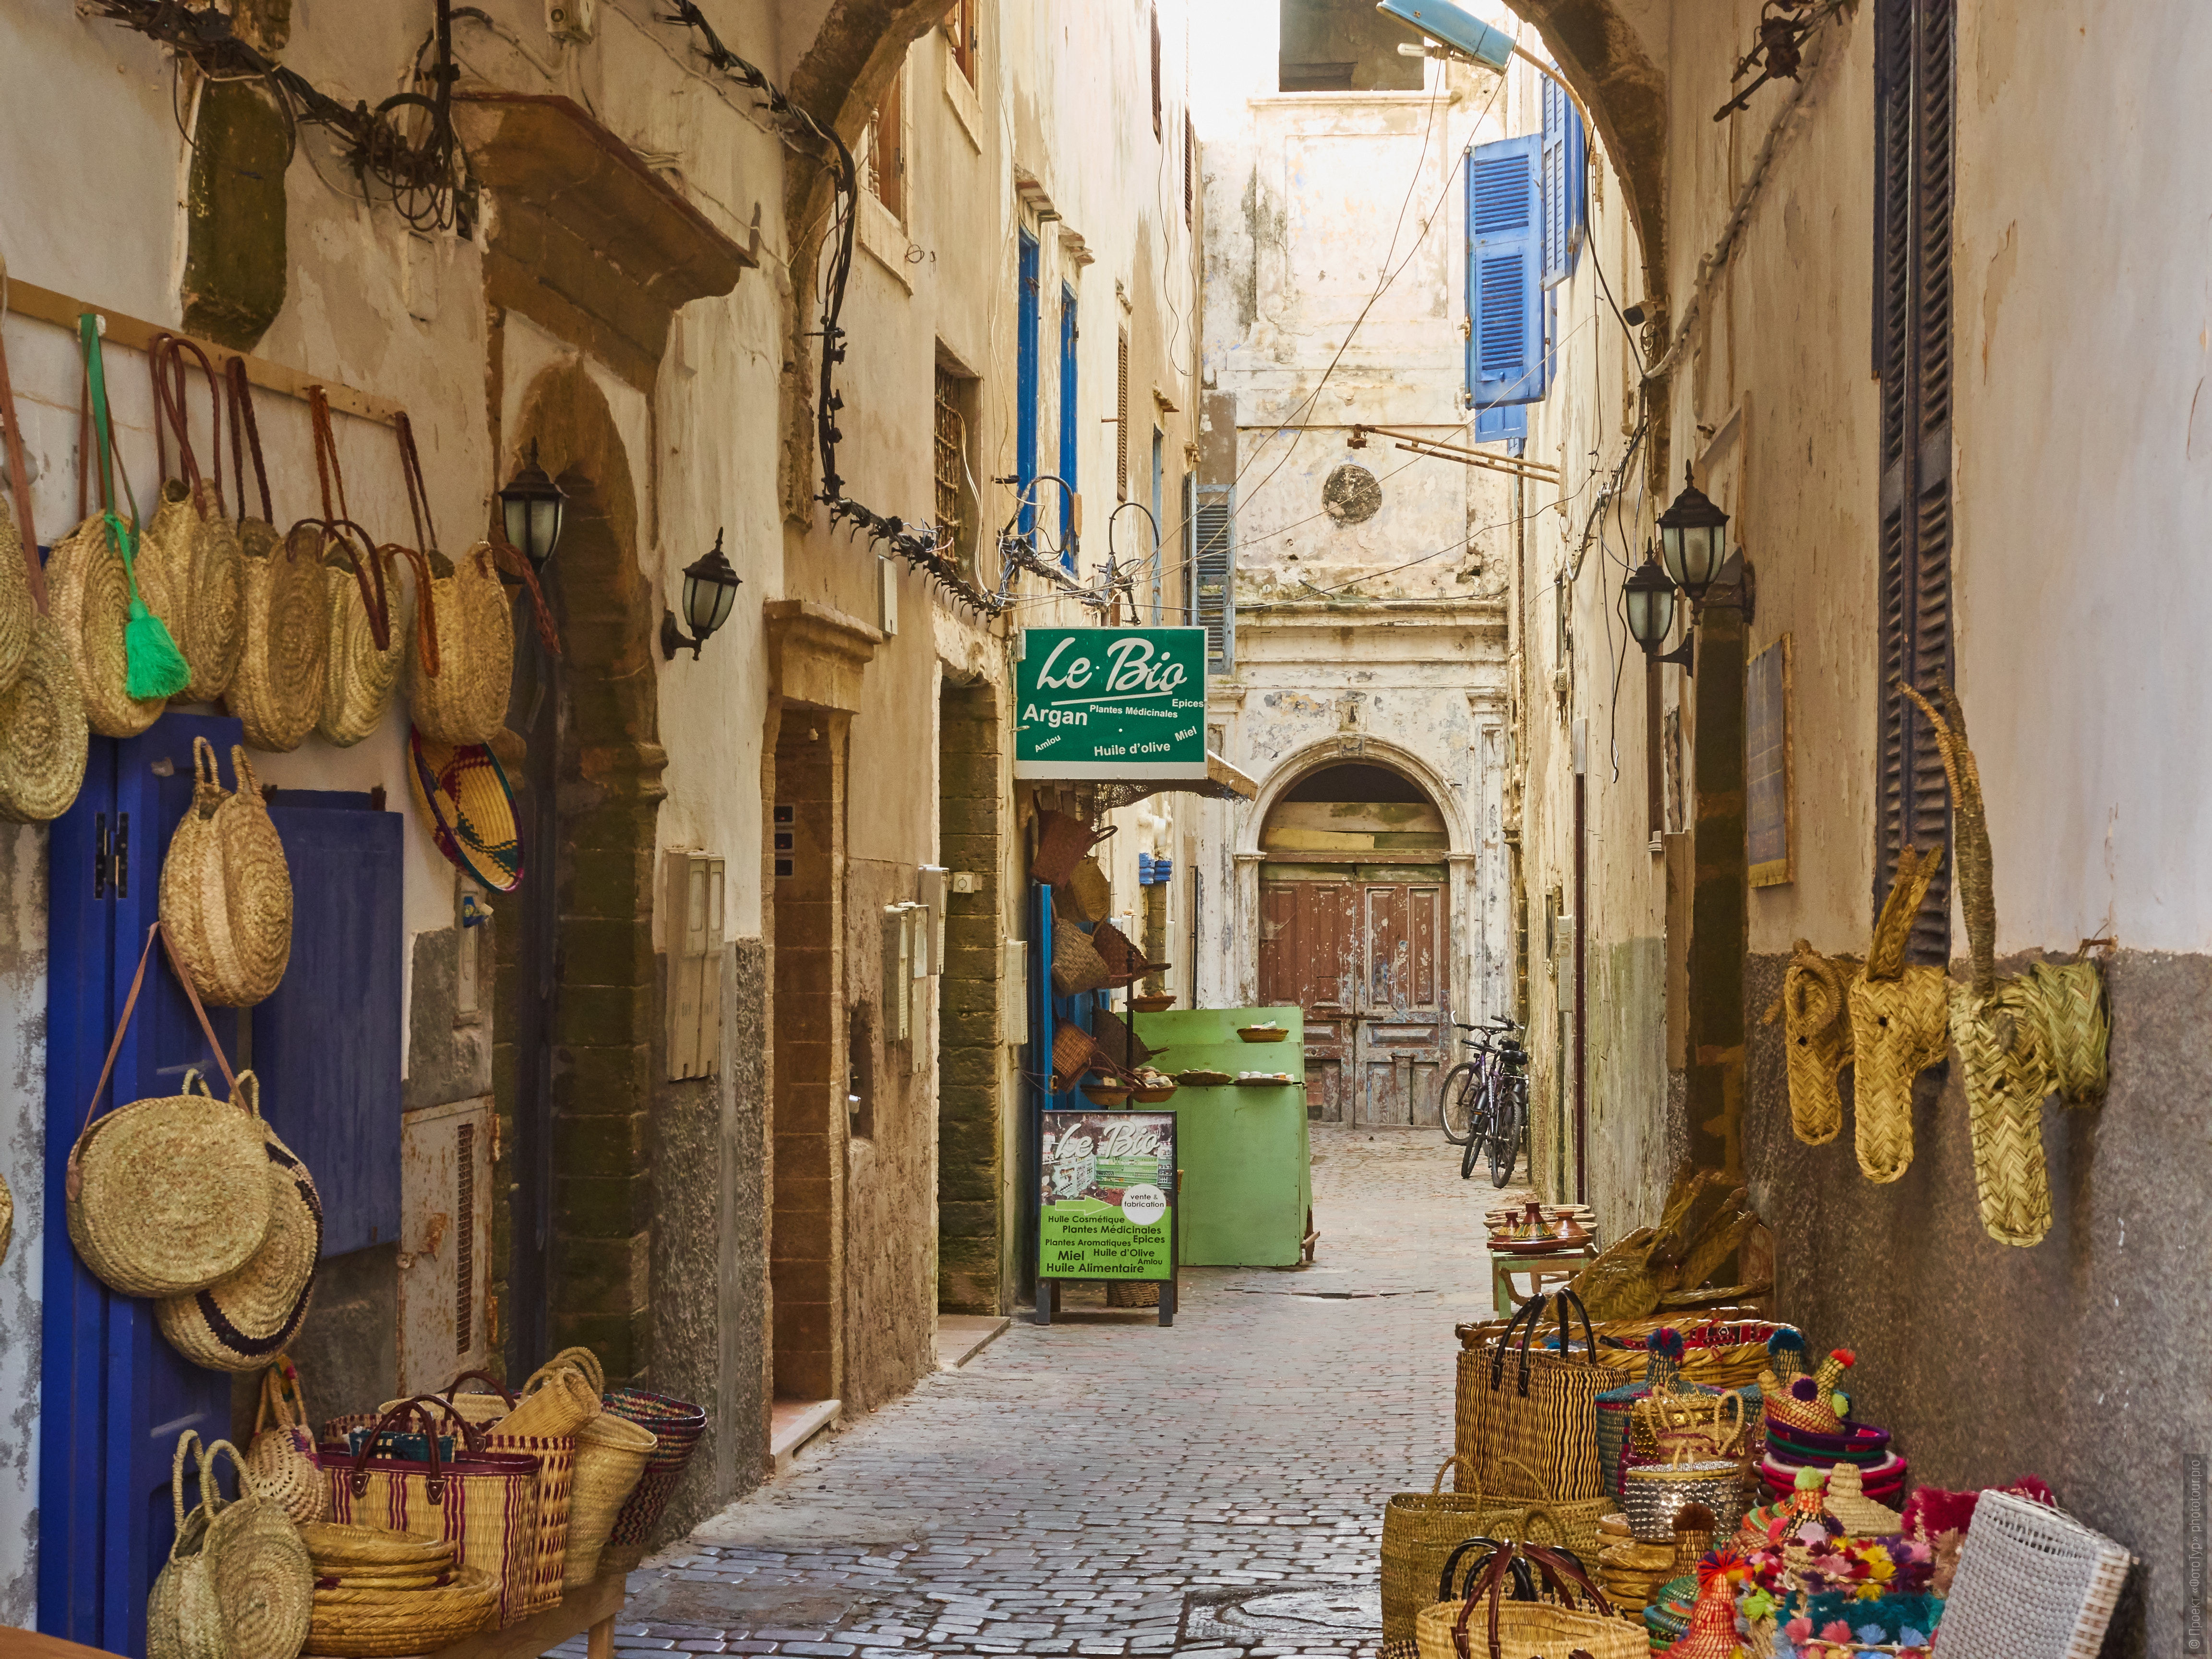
(1035, 1108, 1178, 1325)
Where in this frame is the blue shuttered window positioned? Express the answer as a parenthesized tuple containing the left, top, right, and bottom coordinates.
(1191, 482, 1234, 671)
(1466, 134, 1544, 409)
(1058, 284, 1079, 563)
(1540, 79, 1587, 289)
(1017, 231, 1041, 536)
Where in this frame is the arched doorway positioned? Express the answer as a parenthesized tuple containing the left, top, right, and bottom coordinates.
(492, 361, 665, 1381)
(1256, 762, 1451, 1126)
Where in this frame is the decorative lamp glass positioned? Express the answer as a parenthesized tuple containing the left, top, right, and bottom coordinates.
(1623, 553, 1678, 656)
(1657, 466, 1730, 603)
(662, 528, 743, 659)
(498, 439, 567, 572)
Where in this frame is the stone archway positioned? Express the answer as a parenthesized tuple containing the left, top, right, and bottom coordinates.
(491, 360, 666, 1382)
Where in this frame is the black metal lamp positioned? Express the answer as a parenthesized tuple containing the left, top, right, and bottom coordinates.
(498, 439, 567, 572)
(1623, 549, 1694, 671)
(1657, 465, 1729, 604)
(660, 529, 743, 659)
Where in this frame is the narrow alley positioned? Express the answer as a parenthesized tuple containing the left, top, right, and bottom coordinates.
(579, 1130, 1522, 1659)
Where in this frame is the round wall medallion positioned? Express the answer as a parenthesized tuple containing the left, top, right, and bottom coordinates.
(1322, 463, 1382, 524)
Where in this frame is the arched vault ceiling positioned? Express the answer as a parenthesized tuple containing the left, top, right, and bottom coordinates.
(1499, 0, 1669, 302)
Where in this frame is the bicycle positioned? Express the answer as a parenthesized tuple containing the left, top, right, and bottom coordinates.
(1440, 1018, 1523, 1181)
(1484, 1045, 1529, 1188)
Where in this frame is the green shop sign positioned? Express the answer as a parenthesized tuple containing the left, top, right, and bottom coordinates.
(1014, 627, 1207, 780)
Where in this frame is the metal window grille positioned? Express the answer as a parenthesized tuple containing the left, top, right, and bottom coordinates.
(1116, 331, 1130, 501)
(935, 368, 966, 557)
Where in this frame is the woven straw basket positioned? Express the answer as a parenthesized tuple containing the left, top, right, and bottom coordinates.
(230, 522, 333, 752)
(151, 1434, 315, 1659)
(0, 1169, 12, 1266)
(161, 738, 294, 1008)
(69, 1066, 275, 1299)
(0, 484, 28, 696)
(1381, 1457, 1498, 1646)
(1936, 1489, 2133, 1659)
(0, 614, 89, 823)
(319, 539, 417, 747)
(566, 1409, 654, 1587)
(1413, 1594, 1642, 1659)
(246, 1361, 330, 1527)
(305, 1565, 498, 1657)
(598, 1386, 710, 1571)
(300, 1522, 454, 1571)
(406, 729, 524, 892)
(157, 1079, 322, 1371)
(409, 543, 514, 746)
(49, 511, 169, 737)
(1052, 923, 1114, 995)
(141, 477, 244, 705)
(482, 1422, 575, 1617)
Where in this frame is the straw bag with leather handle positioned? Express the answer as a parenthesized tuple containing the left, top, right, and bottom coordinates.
(0, 311, 89, 821)
(220, 359, 330, 750)
(151, 1432, 315, 1659)
(1050, 1018, 1103, 1090)
(246, 1358, 331, 1526)
(161, 736, 294, 1007)
(1057, 854, 1112, 925)
(67, 924, 274, 1298)
(1090, 918, 1166, 987)
(140, 336, 243, 704)
(157, 1072, 321, 1371)
(1051, 921, 1114, 995)
(311, 389, 420, 747)
(323, 1395, 544, 1629)
(1456, 1290, 1609, 1503)
(566, 1410, 653, 1587)
(1415, 1536, 1643, 1659)
(1382, 1457, 1496, 1647)
(1032, 809, 1114, 886)
(49, 390, 174, 736)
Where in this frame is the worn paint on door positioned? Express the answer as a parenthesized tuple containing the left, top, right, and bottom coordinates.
(1259, 878, 1358, 1119)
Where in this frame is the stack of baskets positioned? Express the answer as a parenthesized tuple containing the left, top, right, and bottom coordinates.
(300, 1523, 496, 1657)
(597, 1382, 711, 1575)
(1589, 1511, 1674, 1620)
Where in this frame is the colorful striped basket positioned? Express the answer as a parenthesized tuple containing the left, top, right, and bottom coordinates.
(595, 1387, 709, 1573)
(406, 726, 523, 893)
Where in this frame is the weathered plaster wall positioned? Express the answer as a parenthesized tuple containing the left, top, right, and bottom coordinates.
(0, 826, 46, 1623)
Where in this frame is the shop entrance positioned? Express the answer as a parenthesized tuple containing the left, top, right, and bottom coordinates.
(1256, 764, 1450, 1127)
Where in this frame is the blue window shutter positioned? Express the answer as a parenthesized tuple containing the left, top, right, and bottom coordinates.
(1058, 284, 1079, 562)
(1474, 403, 1527, 445)
(1539, 81, 1587, 288)
(1193, 484, 1234, 672)
(1466, 134, 1543, 408)
(1017, 232, 1041, 536)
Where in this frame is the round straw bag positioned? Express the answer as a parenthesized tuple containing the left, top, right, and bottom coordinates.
(68, 946, 275, 1298)
(153, 1434, 315, 1659)
(319, 536, 417, 746)
(565, 1409, 654, 1587)
(1382, 1457, 1498, 1647)
(0, 480, 27, 698)
(140, 338, 243, 705)
(0, 614, 90, 823)
(157, 1076, 322, 1371)
(49, 511, 169, 737)
(150, 1433, 226, 1659)
(408, 543, 514, 745)
(160, 738, 294, 1008)
(246, 1360, 331, 1527)
(1414, 1537, 1643, 1659)
(501, 1357, 600, 1438)
(229, 519, 333, 752)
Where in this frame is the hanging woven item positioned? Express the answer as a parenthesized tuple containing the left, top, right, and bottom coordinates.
(311, 388, 417, 747)
(1761, 939, 1860, 1145)
(160, 736, 294, 1007)
(245, 1358, 332, 1527)
(406, 727, 524, 892)
(0, 256, 40, 698)
(156, 1074, 321, 1371)
(1051, 921, 1114, 995)
(0, 517, 89, 823)
(67, 925, 275, 1298)
(225, 360, 331, 751)
(148, 1431, 313, 1659)
(1846, 842, 1948, 1183)
(140, 336, 244, 704)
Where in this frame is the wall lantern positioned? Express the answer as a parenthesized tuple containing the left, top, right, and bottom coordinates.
(1657, 465, 1730, 604)
(499, 439, 567, 572)
(660, 529, 743, 660)
(1624, 550, 1694, 672)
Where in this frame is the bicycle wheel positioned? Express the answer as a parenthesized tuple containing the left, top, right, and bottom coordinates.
(1461, 1117, 1484, 1181)
(1439, 1061, 1481, 1144)
(1487, 1077, 1526, 1188)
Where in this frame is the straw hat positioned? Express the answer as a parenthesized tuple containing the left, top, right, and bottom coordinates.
(228, 521, 332, 752)
(406, 727, 523, 892)
(408, 542, 515, 746)
(49, 512, 168, 737)
(0, 614, 90, 823)
(156, 1079, 322, 1371)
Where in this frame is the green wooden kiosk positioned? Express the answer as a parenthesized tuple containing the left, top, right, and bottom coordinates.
(1128, 1006, 1314, 1266)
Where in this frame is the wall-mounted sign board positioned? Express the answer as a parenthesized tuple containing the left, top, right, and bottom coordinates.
(1015, 627, 1208, 781)
(1747, 632, 1793, 887)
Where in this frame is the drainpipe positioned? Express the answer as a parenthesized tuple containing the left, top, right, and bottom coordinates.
(1573, 717, 1588, 1205)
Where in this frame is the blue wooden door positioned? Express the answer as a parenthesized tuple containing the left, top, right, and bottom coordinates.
(41, 715, 242, 1651)
(255, 792, 404, 1257)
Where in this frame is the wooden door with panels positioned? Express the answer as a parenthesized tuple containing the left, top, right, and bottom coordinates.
(1259, 874, 1358, 1121)
(1355, 870, 1448, 1128)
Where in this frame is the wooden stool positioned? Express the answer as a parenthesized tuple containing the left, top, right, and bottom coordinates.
(1488, 1241, 1599, 1315)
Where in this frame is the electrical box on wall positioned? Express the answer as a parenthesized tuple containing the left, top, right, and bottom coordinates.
(397, 1096, 493, 1397)
(884, 903, 917, 1043)
(1001, 938, 1028, 1045)
(665, 850, 726, 1079)
(879, 557, 899, 636)
(916, 866, 947, 974)
(547, 0, 596, 42)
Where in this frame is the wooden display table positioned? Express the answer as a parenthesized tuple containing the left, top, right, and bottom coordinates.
(1488, 1241, 1599, 1314)
(430, 1573, 625, 1659)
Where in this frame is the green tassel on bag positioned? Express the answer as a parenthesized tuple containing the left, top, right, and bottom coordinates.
(111, 511, 190, 700)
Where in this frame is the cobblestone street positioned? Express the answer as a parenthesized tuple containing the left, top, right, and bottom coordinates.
(582, 1128, 1528, 1659)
